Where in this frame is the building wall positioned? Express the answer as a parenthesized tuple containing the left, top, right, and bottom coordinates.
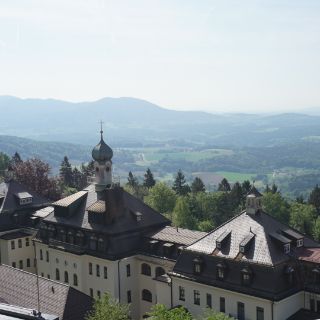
(172, 277, 273, 320)
(0, 234, 35, 273)
(273, 291, 304, 320)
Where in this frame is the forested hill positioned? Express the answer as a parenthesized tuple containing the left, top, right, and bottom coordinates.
(1, 96, 320, 147)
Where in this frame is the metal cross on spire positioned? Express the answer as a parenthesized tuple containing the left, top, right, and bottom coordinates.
(100, 120, 104, 140)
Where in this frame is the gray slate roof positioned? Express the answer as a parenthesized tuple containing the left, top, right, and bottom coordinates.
(0, 265, 92, 320)
(148, 226, 207, 246)
(44, 184, 169, 235)
(186, 211, 319, 266)
(0, 181, 49, 214)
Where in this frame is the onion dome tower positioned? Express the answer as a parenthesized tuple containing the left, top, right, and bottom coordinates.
(92, 124, 113, 198)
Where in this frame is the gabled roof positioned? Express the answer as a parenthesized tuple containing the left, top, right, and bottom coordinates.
(0, 265, 92, 320)
(0, 181, 49, 214)
(186, 211, 319, 266)
(247, 186, 262, 197)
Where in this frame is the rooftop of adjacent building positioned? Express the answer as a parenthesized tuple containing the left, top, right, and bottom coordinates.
(0, 265, 93, 320)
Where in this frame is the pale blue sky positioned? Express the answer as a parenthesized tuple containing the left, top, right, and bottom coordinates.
(0, 0, 319, 112)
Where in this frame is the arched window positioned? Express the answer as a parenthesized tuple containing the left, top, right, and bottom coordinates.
(64, 271, 69, 283)
(142, 289, 152, 302)
(56, 268, 60, 281)
(73, 274, 78, 286)
(75, 231, 84, 246)
(59, 229, 66, 242)
(68, 231, 74, 244)
(97, 237, 105, 252)
(312, 268, 320, 283)
(141, 263, 151, 276)
(216, 262, 227, 280)
(193, 257, 203, 274)
(89, 235, 97, 251)
(285, 266, 294, 285)
(155, 267, 165, 277)
(48, 225, 56, 238)
(241, 267, 253, 286)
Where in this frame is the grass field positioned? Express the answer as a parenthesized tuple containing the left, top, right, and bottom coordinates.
(216, 171, 256, 182)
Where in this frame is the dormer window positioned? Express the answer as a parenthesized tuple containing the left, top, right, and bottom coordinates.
(312, 268, 320, 283)
(193, 257, 203, 274)
(285, 266, 295, 285)
(59, 229, 66, 242)
(75, 231, 84, 245)
(284, 243, 290, 254)
(132, 211, 142, 222)
(216, 263, 226, 280)
(89, 235, 97, 251)
(15, 192, 33, 206)
(241, 267, 253, 286)
(67, 231, 74, 244)
(48, 225, 56, 238)
(297, 239, 304, 247)
(98, 237, 105, 252)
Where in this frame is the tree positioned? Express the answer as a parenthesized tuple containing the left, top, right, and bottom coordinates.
(145, 182, 177, 216)
(229, 182, 243, 209)
(191, 177, 206, 193)
(148, 304, 192, 320)
(172, 197, 196, 229)
(0, 152, 10, 176)
(197, 219, 215, 232)
(313, 217, 320, 241)
(271, 183, 279, 194)
(143, 168, 156, 188)
(289, 203, 317, 236)
(60, 156, 73, 187)
(13, 158, 61, 200)
(262, 192, 290, 224)
(127, 171, 139, 189)
(218, 178, 231, 192)
(86, 292, 129, 320)
(11, 152, 23, 165)
(241, 180, 252, 195)
(309, 184, 320, 215)
(202, 308, 234, 320)
(173, 170, 190, 196)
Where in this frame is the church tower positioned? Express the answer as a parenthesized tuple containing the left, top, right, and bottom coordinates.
(91, 126, 113, 199)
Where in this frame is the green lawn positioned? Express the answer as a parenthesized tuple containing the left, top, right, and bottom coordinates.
(216, 171, 256, 182)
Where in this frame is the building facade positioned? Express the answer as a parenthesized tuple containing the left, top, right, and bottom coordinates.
(6, 130, 320, 319)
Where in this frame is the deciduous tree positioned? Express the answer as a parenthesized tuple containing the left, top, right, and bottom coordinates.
(172, 197, 196, 229)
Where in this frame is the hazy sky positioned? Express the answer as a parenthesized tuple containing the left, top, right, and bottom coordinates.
(0, 0, 319, 113)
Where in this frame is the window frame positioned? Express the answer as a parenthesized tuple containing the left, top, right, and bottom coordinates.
(206, 293, 212, 308)
(126, 264, 131, 277)
(142, 289, 152, 302)
(179, 286, 185, 301)
(193, 290, 200, 305)
(141, 263, 151, 276)
(257, 307, 264, 320)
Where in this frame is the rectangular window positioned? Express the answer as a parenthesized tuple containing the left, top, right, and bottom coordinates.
(90, 288, 93, 297)
(297, 239, 303, 247)
(194, 290, 200, 305)
(25, 238, 30, 247)
(237, 302, 245, 320)
(18, 239, 22, 248)
(179, 286, 185, 301)
(104, 266, 108, 279)
(126, 264, 131, 277)
(97, 290, 101, 299)
(311, 298, 315, 312)
(11, 241, 15, 250)
(127, 290, 132, 303)
(47, 274, 50, 279)
(12, 262, 16, 268)
(41, 272, 44, 277)
(220, 297, 225, 313)
(27, 258, 30, 267)
(19, 260, 23, 269)
(40, 249, 43, 260)
(96, 264, 100, 277)
(206, 293, 212, 308)
(46, 251, 49, 262)
(257, 307, 264, 320)
(89, 263, 92, 275)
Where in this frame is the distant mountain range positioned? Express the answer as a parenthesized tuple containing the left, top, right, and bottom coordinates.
(1, 96, 320, 147)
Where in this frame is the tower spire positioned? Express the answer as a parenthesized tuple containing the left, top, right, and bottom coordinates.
(100, 120, 104, 140)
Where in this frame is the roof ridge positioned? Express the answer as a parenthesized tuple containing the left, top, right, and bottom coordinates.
(186, 210, 246, 250)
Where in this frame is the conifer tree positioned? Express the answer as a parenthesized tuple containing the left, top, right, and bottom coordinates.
(191, 177, 206, 193)
(143, 168, 156, 188)
(309, 184, 320, 214)
(11, 152, 23, 165)
(172, 170, 190, 196)
(218, 178, 231, 192)
(60, 156, 73, 187)
(127, 171, 139, 188)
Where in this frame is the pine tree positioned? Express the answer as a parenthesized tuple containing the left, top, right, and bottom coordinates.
(241, 180, 252, 195)
(60, 156, 73, 187)
(172, 170, 190, 196)
(271, 183, 279, 194)
(127, 171, 139, 188)
(191, 177, 206, 193)
(11, 152, 23, 165)
(309, 184, 320, 214)
(218, 178, 231, 192)
(143, 168, 156, 188)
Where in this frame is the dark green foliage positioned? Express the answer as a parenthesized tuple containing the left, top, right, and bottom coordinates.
(309, 184, 320, 214)
(86, 292, 129, 320)
(173, 170, 191, 196)
(60, 156, 73, 187)
(0, 152, 10, 176)
(148, 304, 193, 320)
(262, 192, 290, 224)
(173, 197, 196, 229)
(127, 171, 139, 188)
(241, 180, 252, 195)
(191, 177, 206, 193)
(218, 178, 231, 192)
(290, 203, 317, 235)
(143, 168, 156, 188)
